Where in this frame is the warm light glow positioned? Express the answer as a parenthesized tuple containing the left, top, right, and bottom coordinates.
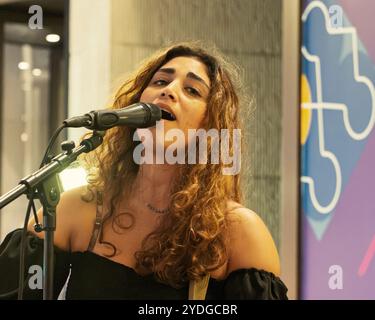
(46, 34, 60, 43)
(32, 68, 42, 76)
(59, 167, 87, 191)
(20, 133, 28, 142)
(18, 61, 30, 70)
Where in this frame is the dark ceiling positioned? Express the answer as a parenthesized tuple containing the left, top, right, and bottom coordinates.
(0, 0, 66, 46)
(0, 0, 65, 15)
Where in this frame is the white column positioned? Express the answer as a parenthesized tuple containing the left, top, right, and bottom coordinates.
(68, 0, 111, 143)
(280, 0, 301, 300)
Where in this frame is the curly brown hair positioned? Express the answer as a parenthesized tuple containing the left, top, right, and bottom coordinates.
(79, 42, 244, 288)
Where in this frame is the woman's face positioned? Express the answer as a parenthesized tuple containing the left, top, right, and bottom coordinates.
(139, 56, 211, 150)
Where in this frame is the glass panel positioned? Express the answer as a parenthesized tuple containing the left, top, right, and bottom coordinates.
(1, 25, 50, 239)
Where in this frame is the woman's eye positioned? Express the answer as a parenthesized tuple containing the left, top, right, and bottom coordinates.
(186, 87, 201, 97)
(153, 79, 168, 86)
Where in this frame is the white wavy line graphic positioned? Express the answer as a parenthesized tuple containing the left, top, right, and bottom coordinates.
(300, 1, 375, 215)
(302, 102, 369, 139)
(301, 47, 342, 214)
(302, 1, 375, 140)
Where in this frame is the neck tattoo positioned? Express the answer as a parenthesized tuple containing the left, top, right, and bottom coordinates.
(147, 203, 170, 214)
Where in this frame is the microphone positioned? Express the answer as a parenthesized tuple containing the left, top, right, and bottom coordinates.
(63, 102, 162, 130)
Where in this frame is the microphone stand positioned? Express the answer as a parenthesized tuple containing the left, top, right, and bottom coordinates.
(0, 131, 104, 300)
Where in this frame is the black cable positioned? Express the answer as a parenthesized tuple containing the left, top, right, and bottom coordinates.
(40, 124, 67, 168)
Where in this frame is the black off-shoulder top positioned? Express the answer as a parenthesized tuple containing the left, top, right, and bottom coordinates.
(0, 229, 288, 300)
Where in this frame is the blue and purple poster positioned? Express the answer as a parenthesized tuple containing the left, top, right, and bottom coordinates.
(300, 0, 375, 299)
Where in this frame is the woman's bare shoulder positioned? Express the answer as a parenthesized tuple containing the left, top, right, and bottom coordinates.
(225, 200, 281, 277)
(27, 185, 97, 252)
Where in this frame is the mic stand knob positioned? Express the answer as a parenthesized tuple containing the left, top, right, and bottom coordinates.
(61, 140, 76, 154)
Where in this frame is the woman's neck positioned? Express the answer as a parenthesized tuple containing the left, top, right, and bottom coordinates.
(131, 163, 179, 209)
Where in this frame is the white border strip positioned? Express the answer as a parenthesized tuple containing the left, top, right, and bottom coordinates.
(280, 0, 301, 300)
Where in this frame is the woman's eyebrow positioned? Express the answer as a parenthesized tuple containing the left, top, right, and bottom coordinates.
(156, 68, 210, 90)
(187, 72, 210, 90)
(157, 67, 175, 75)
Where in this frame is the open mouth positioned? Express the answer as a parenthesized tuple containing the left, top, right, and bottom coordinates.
(161, 109, 176, 121)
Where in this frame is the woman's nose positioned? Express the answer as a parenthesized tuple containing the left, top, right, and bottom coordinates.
(161, 91, 175, 100)
(160, 83, 178, 101)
